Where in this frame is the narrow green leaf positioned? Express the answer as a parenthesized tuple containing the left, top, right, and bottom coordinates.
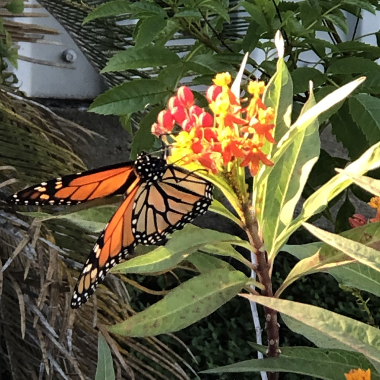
(119, 114, 132, 134)
(303, 222, 380, 274)
(212, 345, 379, 378)
(130, 106, 160, 159)
(96, 334, 115, 380)
(188, 54, 234, 74)
(284, 238, 380, 298)
(187, 251, 235, 273)
(112, 225, 251, 274)
(243, 295, 380, 364)
(89, 79, 170, 115)
(262, 86, 320, 259)
(83, 1, 131, 24)
(209, 199, 243, 227)
(327, 57, 380, 75)
(157, 62, 186, 90)
(135, 15, 167, 48)
(61, 206, 116, 233)
(349, 94, 380, 146)
(102, 46, 180, 73)
(262, 47, 293, 143)
(108, 268, 247, 336)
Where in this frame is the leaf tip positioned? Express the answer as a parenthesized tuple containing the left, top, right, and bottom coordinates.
(275, 31, 284, 59)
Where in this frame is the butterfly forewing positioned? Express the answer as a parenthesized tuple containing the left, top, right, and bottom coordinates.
(8, 162, 136, 206)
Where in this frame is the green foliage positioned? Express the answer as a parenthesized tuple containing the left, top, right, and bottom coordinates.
(95, 334, 115, 380)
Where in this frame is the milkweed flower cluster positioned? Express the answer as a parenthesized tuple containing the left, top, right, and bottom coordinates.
(345, 368, 371, 380)
(151, 73, 275, 176)
(348, 196, 380, 228)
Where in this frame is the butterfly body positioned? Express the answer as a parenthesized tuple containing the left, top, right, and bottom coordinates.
(8, 153, 213, 308)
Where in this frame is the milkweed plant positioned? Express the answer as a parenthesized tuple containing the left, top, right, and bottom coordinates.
(90, 32, 380, 380)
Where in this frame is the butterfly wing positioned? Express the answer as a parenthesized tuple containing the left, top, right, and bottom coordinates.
(8, 162, 136, 206)
(71, 179, 140, 308)
(132, 165, 213, 245)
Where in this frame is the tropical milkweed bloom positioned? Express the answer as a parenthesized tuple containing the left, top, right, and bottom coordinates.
(151, 74, 275, 176)
(345, 368, 371, 380)
(368, 196, 380, 223)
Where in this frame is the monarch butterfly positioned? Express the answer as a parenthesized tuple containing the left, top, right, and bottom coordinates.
(7, 152, 213, 308)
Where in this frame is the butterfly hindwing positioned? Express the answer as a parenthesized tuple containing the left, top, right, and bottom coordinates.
(71, 182, 140, 308)
(8, 162, 136, 206)
(132, 165, 213, 245)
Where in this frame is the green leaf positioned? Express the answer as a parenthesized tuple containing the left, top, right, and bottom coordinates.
(119, 114, 132, 134)
(330, 102, 368, 160)
(89, 79, 170, 115)
(129, 2, 166, 18)
(157, 62, 186, 90)
(112, 225, 251, 274)
(276, 139, 380, 252)
(291, 67, 325, 94)
(187, 251, 235, 273)
(206, 345, 379, 378)
(209, 199, 243, 227)
(130, 106, 161, 159)
(262, 87, 320, 259)
(280, 223, 380, 296)
(284, 237, 380, 298)
(108, 268, 247, 336)
(324, 13, 348, 35)
(244, 295, 380, 365)
(188, 53, 234, 74)
(83, 1, 131, 24)
(338, 170, 380, 197)
(349, 94, 380, 146)
(101, 46, 180, 73)
(135, 16, 167, 49)
(242, 20, 262, 53)
(262, 46, 293, 143)
(304, 222, 380, 274)
(95, 334, 115, 380)
(315, 86, 345, 124)
(174, 9, 202, 18)
(61, 205, 116, 233)
(342, 0, 376, 14)
(327, 57, 380, 75)
(360, 72, 380, 94)
(5, 0, 24, 13)
(199, 0, 230, 22)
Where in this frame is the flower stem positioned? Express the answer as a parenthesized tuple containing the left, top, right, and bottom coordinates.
(242, 200, 280, 380)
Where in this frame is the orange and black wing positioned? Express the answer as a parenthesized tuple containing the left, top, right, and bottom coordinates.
(71, 179, 140, 308)
(7, 162, 136, 206)
(131, 165, 213, 245)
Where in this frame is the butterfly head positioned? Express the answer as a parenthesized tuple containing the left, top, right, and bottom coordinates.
(135, 152, 166, 183)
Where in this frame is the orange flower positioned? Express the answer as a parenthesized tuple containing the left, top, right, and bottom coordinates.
(154, 75, 276, 177)
(345, 368, 371, 380)
(368, 196, 380, 223)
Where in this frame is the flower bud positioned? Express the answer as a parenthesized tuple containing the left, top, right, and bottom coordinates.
(349, 214, 367, 228)
(168, 96, 181, 110)
(182, 119, 195, 132)
(199, 112, 213, 127)
(171, 106, 187, 124)
(151, 122, 167, 137)
(189, 105, 202, 117)
(206, 85, 222, 102)
(157, 110, 174, 130)
(177, 86, 194, 107)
